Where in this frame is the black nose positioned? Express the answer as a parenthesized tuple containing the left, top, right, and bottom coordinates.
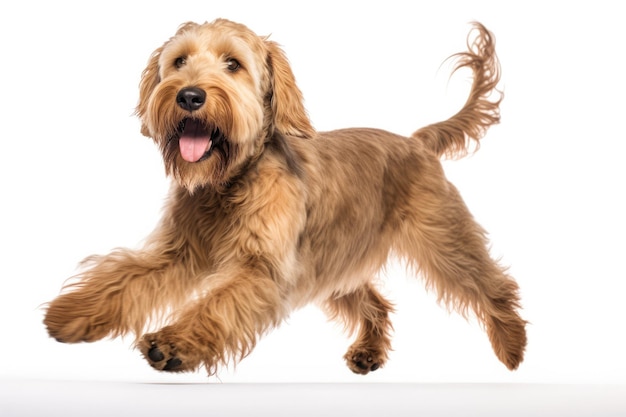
(176, 87, 206, 111)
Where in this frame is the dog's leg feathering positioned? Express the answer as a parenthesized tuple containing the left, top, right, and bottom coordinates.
(44, 247, 193, 343)
(395, 178, 527, 370)
(138, 270, 285, 374)
(323, 283, 395, 375)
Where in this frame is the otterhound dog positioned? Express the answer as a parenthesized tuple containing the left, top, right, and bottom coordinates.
(44, 19, 527, 376)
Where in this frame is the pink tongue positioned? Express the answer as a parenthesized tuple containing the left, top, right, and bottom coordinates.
(179, 120, 212, 162)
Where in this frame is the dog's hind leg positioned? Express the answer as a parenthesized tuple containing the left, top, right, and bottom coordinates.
(394, 176, 527, 370)
(322, 282, 394, 375)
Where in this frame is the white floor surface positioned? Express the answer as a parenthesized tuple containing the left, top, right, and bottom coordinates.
(1, 379, 625, 417)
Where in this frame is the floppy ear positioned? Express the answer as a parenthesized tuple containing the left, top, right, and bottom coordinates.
(136, 45, 163, 138)
(265, 41, 315, 139)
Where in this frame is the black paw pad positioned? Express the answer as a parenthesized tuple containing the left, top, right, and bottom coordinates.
(148, 346, 165, 362)
(163, 357, 182, 371)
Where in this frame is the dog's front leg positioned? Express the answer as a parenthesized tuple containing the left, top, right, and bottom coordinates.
(138, 263, 285, 374)
(138, 165, 306, 375)
(44, 246, 195, 344)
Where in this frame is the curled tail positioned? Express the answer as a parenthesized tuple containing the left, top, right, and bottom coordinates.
(414, 22, 502, 158)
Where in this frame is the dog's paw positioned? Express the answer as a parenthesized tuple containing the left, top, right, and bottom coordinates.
(44, 294, 112, 343)
(45, 315, 109, 343)
(139, 329, 201, 373)
(344, 347, 385, 375)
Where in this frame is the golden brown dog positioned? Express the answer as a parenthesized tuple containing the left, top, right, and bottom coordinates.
(44, 19, 527, 376)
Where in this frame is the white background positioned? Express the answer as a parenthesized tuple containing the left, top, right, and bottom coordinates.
(0, 0, 624, 387)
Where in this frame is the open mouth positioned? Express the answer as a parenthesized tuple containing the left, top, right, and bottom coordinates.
(176, 118, 225, 163)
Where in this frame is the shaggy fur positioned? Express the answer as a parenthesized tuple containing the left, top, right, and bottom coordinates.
(44, 19, 527, 376)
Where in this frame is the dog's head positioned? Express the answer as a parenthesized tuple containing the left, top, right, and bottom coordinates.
(136, 19, 313, 191)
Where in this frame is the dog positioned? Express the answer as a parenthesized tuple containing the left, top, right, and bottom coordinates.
(44, 19, 527, 376)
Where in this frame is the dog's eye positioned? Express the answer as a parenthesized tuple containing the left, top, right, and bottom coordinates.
(226, 58, 241, 72)
(174, 57, 187, 69)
